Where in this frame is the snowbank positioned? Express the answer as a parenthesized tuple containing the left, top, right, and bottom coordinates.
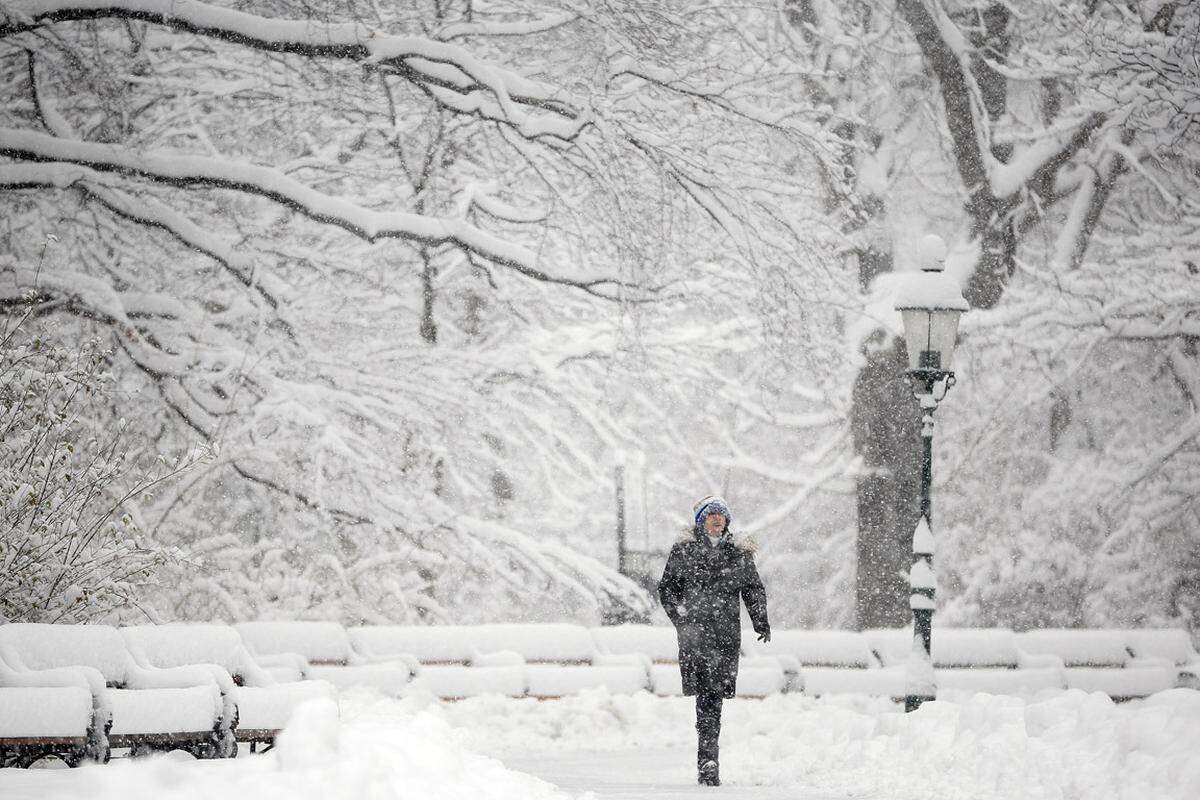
(6, 688, 1198, 800)
(935, 667, 1064, 697)
(426, 687, 1200, 799)
(2, 697, 572, 800)
(800, 665, 907, 698)
(236, 681, 337, 732)
(305, 664, 410, 697)
(410, 687, 707, 753)
(722, 689, 1200, 800)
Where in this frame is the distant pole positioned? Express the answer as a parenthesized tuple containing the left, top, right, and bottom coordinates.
(615, 464, 627, 576)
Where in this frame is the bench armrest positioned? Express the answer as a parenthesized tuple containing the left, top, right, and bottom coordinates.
(123, 658, 234, 694)
(1, 662, 97, 692)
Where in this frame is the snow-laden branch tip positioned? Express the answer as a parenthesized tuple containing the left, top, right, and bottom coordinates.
(435, 11, 579, 41)
(1, 0, 588, 141)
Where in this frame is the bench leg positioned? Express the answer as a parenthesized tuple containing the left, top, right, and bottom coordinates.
(7, 745, 82, 769)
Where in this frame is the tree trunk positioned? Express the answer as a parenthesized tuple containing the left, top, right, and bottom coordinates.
(850, 2, 1017, 629)
(851, 338, 924, 628)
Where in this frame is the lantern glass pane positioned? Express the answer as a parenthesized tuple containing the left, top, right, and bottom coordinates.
(900, 309, 962, 371)
(929, 309, 962, 370)
(900, 309, 932, 371)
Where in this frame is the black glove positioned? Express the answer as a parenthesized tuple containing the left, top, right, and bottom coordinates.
(757, 629, 771, 643)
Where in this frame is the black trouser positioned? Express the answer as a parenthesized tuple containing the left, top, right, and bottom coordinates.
(695, 689, 723, 768)
(692, 644, 727, 769)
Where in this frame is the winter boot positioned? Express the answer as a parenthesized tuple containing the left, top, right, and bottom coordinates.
(698, 759, 720, 787)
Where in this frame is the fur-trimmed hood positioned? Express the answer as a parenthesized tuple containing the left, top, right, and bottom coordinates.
(676, 526, 759, 555)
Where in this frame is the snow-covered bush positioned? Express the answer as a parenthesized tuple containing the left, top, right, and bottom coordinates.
(0, 292, 206, 623)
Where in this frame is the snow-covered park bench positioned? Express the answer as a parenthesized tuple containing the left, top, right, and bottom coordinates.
(122, 624, 337, 752)
(865, 627, 1067, 699)
(475, 623, 648, 699)
(0, 624, 231, 763)
(1125, 629, 1200, 689)
(350, 624, 648, 699)
(591, 624, 683, 696)
(743, 629, 904, 698)
(235, 621, 412, 696)
(349, 624, 525, 699)
(590, 624, 786, 698)
(0, 651, 104, 768)
(1015, 629, 1179, 701)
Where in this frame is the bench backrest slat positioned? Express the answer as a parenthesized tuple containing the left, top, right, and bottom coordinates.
(865, 627, 1021, 668)
(0, 623, 128, 685)
(1016, 629, 1131, 667)
(349, 625, 473, 664)
(590, 625, 678, 663)
(470, 624, 595, 663)
(744, 629, 878, 667)
(1125, 629, 1199, 665)
(122, 624, 247, 673)
(235, 621, 354, 664)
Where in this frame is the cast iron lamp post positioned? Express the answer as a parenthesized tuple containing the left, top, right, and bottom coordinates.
(894, 234, 969, 712)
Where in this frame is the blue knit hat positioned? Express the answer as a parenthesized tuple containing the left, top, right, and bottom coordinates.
(693, 496, 732, 530)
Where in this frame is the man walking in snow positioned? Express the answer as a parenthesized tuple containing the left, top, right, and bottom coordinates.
(657, 496, 770, 787)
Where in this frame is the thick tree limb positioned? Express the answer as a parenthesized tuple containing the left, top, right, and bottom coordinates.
(896, 1, 1107, 308)
(0, 129, 623, 293)
(896, 0, 992, 207)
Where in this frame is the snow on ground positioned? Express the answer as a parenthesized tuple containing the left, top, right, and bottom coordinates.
(3, 687, 1199, 800)
(0, 695, 569, 800)
(398, 687, 1200, 798)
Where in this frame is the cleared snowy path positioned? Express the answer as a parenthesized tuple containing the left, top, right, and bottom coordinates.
(506, 747, 849, 800)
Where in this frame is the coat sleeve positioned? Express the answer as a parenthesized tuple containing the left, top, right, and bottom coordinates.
(657, 544, 686, 626)
(740, 554, 770, 636)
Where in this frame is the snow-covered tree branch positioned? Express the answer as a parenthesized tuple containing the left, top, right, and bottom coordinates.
(1, 0, 850, 624)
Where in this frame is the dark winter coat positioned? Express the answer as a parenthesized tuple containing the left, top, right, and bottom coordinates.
(657, 529, 770, 698)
